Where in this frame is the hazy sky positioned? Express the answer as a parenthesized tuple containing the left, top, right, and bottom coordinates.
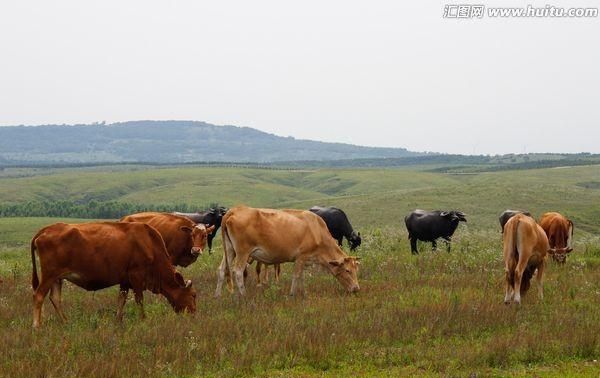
(1, 1, 598, 154)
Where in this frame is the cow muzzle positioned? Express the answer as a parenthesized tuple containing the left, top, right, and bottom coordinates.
(191, 247, 203, 256)
(348, 284, 360, 294)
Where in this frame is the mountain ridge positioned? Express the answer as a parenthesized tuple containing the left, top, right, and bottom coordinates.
(0, 120, 420, 164)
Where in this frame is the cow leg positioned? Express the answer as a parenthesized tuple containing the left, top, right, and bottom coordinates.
(337, 238, 343, 247)
(290, 260, 305, 297)
(274, 264, 281, 283)
(134, 290, 145, 319)
(410, 238, 418, 255)
(536, 261, 546, 301)
(256, 262, 264, 287)
(116, 287, 129, 322)
(207, 236, 214, 254)
(232, 258, 248, 296)
(444, 238, 452, 253)
(504, 269, 515, 304)
(512, 259, 528, 305)
(32, 277, 57, 329)
(48, 279, 67, 322)
(431, 240, 437, 252)
(264, 264, 271, 284)
(215, 254, 228, 298)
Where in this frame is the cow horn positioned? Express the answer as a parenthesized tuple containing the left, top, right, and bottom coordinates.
(185, 280, 192, 288)
(548, 248, 556, 255)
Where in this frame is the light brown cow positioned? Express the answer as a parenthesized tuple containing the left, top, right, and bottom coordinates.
(120, 212, 214, 267)
(503, 214, 550, 305)
(215, 206, 360, 297)
(30, 222, 196, 328)
(539, 212, 573, 264)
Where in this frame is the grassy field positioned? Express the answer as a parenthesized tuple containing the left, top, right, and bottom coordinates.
(1, 165, 600, 377)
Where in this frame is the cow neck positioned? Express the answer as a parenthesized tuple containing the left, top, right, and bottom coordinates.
(150, 258, 181, 305)
(317, 244, 348, 273)
(551, 223, 568, 248)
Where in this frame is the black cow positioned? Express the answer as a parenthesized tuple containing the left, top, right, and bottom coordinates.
(499, 209, 532, 233)
(404, 209, 467, 255)
(174, 207, 228, 253)
(308, 206, 361, 251)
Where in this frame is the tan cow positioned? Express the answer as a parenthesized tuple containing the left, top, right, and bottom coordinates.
(121, 212, 214, 267)
(539, 212, 573, 264)
(503, 213, 550, 305)
(215, 206, 360, 297)
(30, 222, 196, 328)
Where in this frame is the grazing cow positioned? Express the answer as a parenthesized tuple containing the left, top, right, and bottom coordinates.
(499, 209, 532, 232)
(175, 206, 228, 252)
(215, 206, 360, 297)
(30, 222, 196, 328)
(256, 206, 361, 287)
(539, 212, 573, 264)
(404, 210, 467, 254)
(308, 206, 362, 251)
(121, 212, 214, 267)
(503, 213, 550, 304)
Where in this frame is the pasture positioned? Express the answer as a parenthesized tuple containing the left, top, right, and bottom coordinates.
(1, 165, 600, 377)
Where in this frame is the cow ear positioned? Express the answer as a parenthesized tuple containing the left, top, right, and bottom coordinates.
(174, 271, 186, 287)
(180, 226, 193, 233)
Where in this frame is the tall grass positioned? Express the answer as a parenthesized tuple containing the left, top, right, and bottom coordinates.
(1, 228, 598, 377)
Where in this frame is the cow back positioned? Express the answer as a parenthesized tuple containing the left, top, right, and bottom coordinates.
(121, 212, 198, 266)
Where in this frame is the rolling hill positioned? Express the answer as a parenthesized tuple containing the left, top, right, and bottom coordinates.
(0, 121, 419, 165)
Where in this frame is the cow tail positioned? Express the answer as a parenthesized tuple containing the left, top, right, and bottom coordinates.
(504, 218, 520, 287)
(221, 219, 234, 293)
(31, 235, 40, 290)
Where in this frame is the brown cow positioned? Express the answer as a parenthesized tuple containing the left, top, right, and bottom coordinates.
(503, 214, 550, 305)
(539, 212, 573, 264)
(215, 206, 360, 297)
(30, 222, 196, 328)
(120, 212, 214, 267)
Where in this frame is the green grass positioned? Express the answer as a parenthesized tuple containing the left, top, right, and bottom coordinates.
(1, 165, 600, 377)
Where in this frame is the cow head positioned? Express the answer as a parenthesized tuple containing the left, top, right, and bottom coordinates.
(349, 231, 362, 251)
(548, 247, 573, 264)
(441, 211, 467, 223)
(171, 271, 197, 313)
(329, 256, 360, 293)
(180, 224, 215, 256)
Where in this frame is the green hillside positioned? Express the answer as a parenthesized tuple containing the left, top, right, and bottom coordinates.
(1, 164, 600, 232)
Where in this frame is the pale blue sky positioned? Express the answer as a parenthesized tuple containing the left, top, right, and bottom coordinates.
(0, 1, 598, 154)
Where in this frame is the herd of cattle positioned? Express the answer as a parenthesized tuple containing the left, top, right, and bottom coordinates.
(27, 206, 574, 328)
